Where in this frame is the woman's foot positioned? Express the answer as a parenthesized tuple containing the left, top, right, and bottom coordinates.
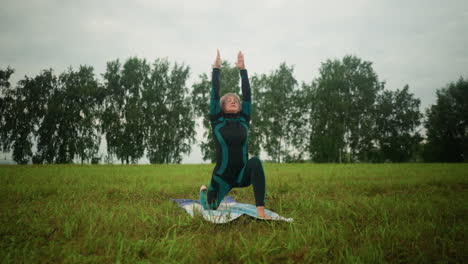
(199, 185, 208, 210)
(256, 206, 272, 219)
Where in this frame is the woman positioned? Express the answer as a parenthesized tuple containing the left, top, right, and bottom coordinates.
(200, 50, 271, 219)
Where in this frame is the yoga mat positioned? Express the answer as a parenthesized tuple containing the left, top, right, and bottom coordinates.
(171, 196, 293, 224)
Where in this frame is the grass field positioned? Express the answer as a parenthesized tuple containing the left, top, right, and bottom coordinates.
(0, 163, 467, 263)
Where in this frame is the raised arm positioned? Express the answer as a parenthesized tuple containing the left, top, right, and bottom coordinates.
(210, 50, 221, 116)
(236, 51, 251, 117)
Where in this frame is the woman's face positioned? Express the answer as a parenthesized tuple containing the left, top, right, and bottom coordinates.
(224, 96, 240, 113)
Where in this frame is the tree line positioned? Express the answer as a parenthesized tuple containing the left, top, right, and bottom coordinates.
(0, 55, 466, 164)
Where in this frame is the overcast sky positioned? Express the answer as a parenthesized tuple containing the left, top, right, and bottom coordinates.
(1, 0, 467, 163)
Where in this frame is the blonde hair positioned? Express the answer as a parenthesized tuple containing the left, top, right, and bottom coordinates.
(220, 93, 242, 113)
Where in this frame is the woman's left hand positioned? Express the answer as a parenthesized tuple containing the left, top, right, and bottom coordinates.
(235, 51, 245, 70)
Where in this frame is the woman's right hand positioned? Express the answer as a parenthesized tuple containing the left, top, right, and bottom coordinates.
(213, 49, 221, 68)
(235, 51, 245, 70)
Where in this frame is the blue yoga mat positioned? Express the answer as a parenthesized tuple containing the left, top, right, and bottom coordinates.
(171, 196, 293, 224)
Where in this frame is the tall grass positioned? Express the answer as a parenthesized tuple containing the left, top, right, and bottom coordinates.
(0, 163, 467, 263)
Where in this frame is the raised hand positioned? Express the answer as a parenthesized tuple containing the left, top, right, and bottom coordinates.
(213, 49, 221, 68)
(235, 51, 245, 70)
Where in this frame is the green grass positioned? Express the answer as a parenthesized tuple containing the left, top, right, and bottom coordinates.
(0, 163, 467, 263)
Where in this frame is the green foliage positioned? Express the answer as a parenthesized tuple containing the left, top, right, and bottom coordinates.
(374, 85, 422, 162)
(424, 77, 468, 162)
(143, 59, 194, 163)
(1, 68, 58, 164)
(3, 57, 467, 164)
(121, 58, 148, 163)
(101, 60, 125, 163)
(102, 58, 148, 164)
(190, 72, 212, 161)
(35, 66, 103, 164)
(102, 57, 195, 164)
(247, 79, 263, 157)
(252, 63, 301, 162)
(0, 164, 466, 263)
(0, 67, 14, 90)
(0, 67, 15, 153)
(0, 66, 103, 164)
(31, 70, 61, 163)
(308, 56, 384, 162)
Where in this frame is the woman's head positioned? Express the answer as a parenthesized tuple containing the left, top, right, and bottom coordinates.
(220, 93, 241, 114)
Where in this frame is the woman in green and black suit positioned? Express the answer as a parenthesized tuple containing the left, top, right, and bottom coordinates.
(200, 50, 271, 219)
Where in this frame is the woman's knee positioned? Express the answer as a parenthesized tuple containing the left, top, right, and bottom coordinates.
(248, 156, 261, 164)
(248, 156, 263, 171)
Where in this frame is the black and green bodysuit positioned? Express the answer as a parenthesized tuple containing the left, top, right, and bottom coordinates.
(200, 68, 266, 210)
